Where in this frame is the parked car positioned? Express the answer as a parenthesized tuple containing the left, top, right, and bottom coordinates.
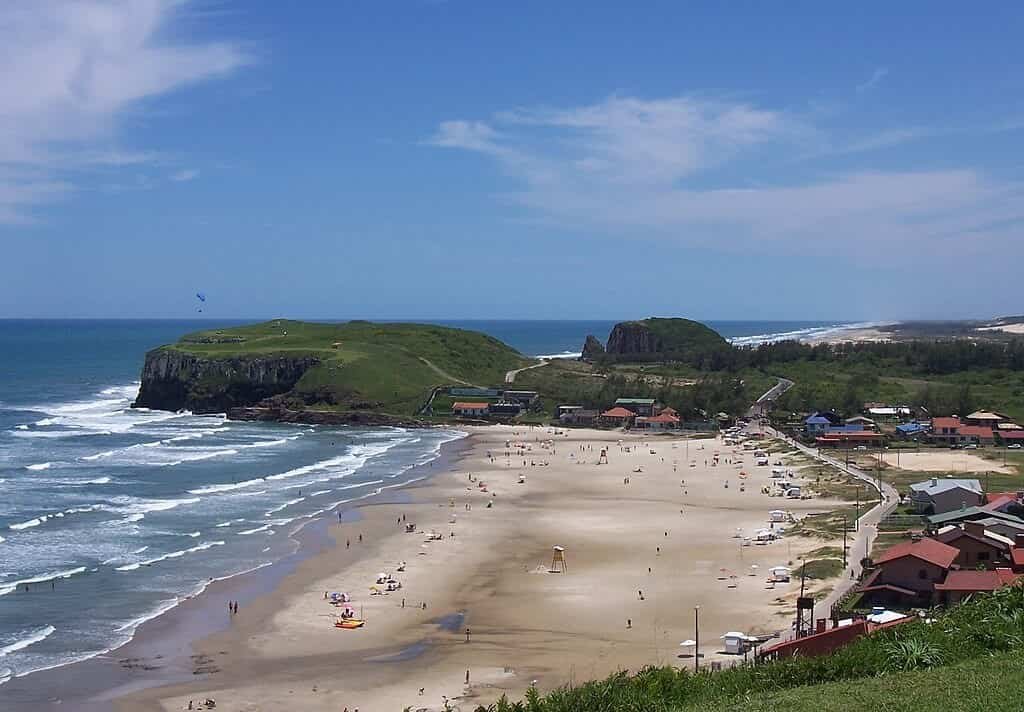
(1010, 443, 1023, 450)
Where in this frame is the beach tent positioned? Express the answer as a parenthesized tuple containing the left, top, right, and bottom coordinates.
(769, 566, 791, 582)
(769, 510, 787, 522)
(754, 528, 778, 541)
(786, 485, 802, 498)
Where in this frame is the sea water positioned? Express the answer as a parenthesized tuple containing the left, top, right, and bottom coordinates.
(0, 318, 860, 686)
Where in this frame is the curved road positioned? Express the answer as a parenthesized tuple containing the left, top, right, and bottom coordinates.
(505, 359, 549, 384)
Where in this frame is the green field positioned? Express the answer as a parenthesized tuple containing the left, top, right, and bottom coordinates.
(160, 320, 530, 415)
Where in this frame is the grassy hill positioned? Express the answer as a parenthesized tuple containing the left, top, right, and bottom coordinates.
(143, 320, 530, 416)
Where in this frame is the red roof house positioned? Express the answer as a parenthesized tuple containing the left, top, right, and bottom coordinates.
(934, 568, 1021, 604)
(875, 538, 959, 568)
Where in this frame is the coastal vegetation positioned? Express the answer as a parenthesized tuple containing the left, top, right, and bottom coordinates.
(475, 583, 1024, 712)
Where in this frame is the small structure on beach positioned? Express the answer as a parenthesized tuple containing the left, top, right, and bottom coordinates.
(550, 545, 567, 573)
(769, 510, 788, 523)
(769, 565, 791, 582)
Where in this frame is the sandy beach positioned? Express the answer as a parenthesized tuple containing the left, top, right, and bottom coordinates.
(117, 425, 850, 712)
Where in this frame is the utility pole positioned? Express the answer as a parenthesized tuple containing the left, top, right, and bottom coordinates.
(694, 605, 700, 673)
(855, 486, 860, 531)
(843, 518, 848, 568)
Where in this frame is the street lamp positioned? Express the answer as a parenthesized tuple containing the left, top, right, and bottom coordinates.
(694, 605, 701, 672)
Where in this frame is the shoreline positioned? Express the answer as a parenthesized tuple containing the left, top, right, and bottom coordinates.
(0, 432, 471, 711)
(113, 425, 853, 712)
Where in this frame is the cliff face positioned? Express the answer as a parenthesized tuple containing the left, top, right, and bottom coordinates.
(605, 321, 662, 356)
(133, 348, 319, 414)
(581, 334, 606, 361)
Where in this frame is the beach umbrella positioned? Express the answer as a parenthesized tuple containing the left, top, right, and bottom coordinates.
(679, 639, 697, 647)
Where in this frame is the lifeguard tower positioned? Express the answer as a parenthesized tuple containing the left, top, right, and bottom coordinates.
(550, 545, 567, 573)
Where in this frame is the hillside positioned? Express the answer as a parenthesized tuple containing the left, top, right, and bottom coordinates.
(597, 317, 731, 365)
(133, 320, 530, 421)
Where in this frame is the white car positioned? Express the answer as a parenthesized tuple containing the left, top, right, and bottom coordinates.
(1010, 444, 1023, 450)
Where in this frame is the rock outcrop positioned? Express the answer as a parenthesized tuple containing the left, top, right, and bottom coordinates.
(133, 348, 319, 414)
(580, 334, 606, 361)
(605, 321, 663, 356)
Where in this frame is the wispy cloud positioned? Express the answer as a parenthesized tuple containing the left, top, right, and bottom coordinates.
(170, 168, 200, 182)
(856, 67, 889, 93)
(0, 0, 248, 223)
(430, 94, 1024, 258)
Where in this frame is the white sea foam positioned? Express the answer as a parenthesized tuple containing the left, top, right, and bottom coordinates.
(264, 497, 305, 517)
(81, 450, 117, 461)
(14, 424, 28, 430)
(0, 567, 88, 596)
(114, 541, 224, 571)
(81, 477, 111, 485)
(184, 531, 200, 538)
(9, 516, 46, 530)
(189, 477, 266, 495)
(535, 350, 583, 359)
(0, 626, 56, 657)
(238, 524, 271, 536)
(25, 462, 53, 471)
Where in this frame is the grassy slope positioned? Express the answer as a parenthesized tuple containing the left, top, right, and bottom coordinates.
(164, 320, 530, 414)
(689, 651, 1024, 712)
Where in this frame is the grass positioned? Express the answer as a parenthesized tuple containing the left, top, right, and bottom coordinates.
(157, 320, 530, 415)
(475, 583, 1024, 712)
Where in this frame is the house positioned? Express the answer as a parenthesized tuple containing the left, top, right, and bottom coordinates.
(934, 522, 1012, 569)
(1001, 431, 1024, 446)
(452, 402, 489, 417)
(929, 416, 962, 444)
(845, 415, 877, 430)
(614, 398, 655, 416)
(933, 568, 1020, 605)
(635, 412, 680, 430)
(559, 408, 597, 426)
(814, 431, 887, 448)
(804, 414, 832, 435)
(968, 516, 1024, 540)
(927, 507, 1024, 530)
(857, 538, 959, 608)
(957, 425, 997, 445)
(557, 405, 583, 417)
(502, 390, 539, 405)
(964, 410, 1010, 428)
(908, 477, 984, 515)
(599, 406, 636, 427)
(488, 401, 524, 417)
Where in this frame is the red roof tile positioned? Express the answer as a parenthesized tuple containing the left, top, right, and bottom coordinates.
(452, 402, 488, 410)
(932, 416, 961, 430)
(874, 537, 959, 569)
(1003, 431, 1024, 440)
(959, 425, 996, 438)
(1012, 549, 1024, 567)
(646, 413, 680, 423)
(934, 569, 1020, 592)
(600, 407, 635, 418)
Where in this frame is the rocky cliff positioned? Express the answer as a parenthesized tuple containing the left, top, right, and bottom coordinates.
(133, 348, 320, 414)
(581, 334, 606, 361)
(605, 321, 663, 356)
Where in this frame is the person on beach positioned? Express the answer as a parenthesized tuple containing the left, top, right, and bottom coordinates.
(358, 533, 363, 543)
(346, 539, 350, 548)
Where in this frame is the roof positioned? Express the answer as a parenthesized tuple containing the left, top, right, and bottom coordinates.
(984, 495, 1020, 511)
(1002, 431, 1024, 440)
(959, 425, 997, 438)
(858, 583, 920, 597)
(934, 569, 1020, 592)
(897, 422, 927, 433)
(1013, 549, 1024, 568)
(659, 406, 679, 415)
(874, 537, 959, 569)
(929, 508, 1024, 526)
(997, 422, 1023, 430)
(805, 415, 831, 425)
(909, 478, 983, 496)
(932, 416, 961, 430)
(452, 402, 489, 410)
(846, 415, 876, 423)
(973, 516, 1024, 532)
(966, 411, 1007, 421)
(646, 413, 680, 424)
(615, 398, 655, 405)
(601, 407, 636, 418)
(935, 528, 1010, 551)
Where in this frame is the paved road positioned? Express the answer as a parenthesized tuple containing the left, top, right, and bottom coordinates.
(763, 425, 900, 615)
(505, 359, 549, 384)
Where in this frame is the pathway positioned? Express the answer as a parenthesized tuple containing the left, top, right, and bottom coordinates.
(505, 359, 549, 384)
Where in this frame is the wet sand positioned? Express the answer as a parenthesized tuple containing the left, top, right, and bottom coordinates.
(115, 425, 848, 712)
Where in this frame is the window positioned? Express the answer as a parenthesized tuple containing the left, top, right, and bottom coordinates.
(978, 551, 990, 561)
(918, 569, 928, 580)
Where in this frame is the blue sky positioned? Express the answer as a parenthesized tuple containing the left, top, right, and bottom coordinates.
(1, 1, 1022, 320)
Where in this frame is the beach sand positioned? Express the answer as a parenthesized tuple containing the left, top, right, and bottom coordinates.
(117, 425, 849, 712)
(881, 450, 1012, 474)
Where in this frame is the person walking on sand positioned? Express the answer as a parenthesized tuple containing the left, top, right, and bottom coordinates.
(465, 627, 471, 642)
(346, 538, 350, 549)
(358, 533, 363, 543)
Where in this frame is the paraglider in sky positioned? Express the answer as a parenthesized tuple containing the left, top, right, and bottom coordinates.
(195, 292, 206, 313)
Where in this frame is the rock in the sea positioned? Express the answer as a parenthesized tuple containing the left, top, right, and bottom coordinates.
(581, 334, 606, 361)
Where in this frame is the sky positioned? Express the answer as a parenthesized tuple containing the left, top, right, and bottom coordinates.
(1, 1, 1022, 321)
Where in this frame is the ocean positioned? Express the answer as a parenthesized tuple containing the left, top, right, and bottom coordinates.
(0, 318, 860, 688)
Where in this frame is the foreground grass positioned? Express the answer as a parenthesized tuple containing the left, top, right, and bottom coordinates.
(688, 650, 1024, 711)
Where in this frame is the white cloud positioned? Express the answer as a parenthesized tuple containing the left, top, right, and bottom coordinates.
(0, 1, 247, 222)
(430, 95, 1024, 259)
(170, 168, 200, 182)
(856, 67, 889, 93)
